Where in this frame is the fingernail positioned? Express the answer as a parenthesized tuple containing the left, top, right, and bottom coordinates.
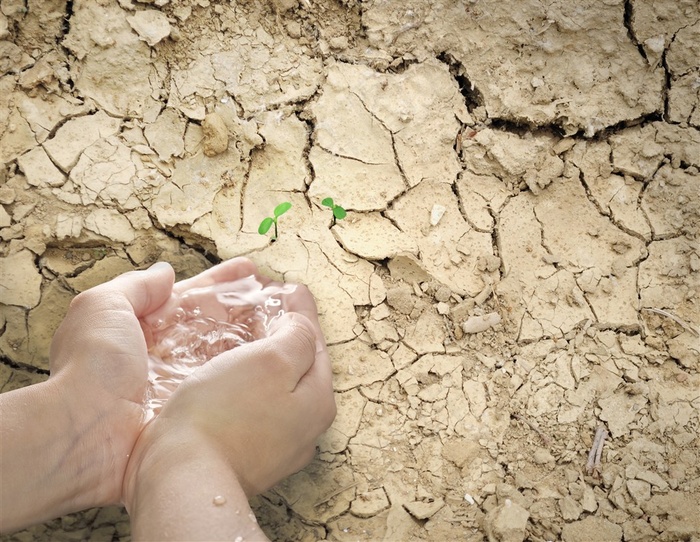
(149, 262, 172, 272)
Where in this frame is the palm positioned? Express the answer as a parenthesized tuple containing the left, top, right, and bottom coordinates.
(47, 264, 175, 505)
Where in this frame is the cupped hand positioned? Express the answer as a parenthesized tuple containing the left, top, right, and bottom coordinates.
(125, 260, 336, 501)
(48, 262, 175, 507)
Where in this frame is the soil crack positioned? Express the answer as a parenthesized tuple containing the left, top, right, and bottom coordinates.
(623, 0, 648, 62)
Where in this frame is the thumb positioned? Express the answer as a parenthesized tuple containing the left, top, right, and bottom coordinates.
(108, 261, 175, 317)
(265, 312, 319, 389)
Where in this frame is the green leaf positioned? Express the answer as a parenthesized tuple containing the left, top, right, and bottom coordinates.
(321, 197, 334, 208)
(258, 217, 274, 235)
(333, 206, 347, 220)
(274, 202, 292, 217)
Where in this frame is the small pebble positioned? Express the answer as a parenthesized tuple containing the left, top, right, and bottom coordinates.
(430, 204, 446, 226)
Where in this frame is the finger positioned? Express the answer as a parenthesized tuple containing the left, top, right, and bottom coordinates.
(264, 312, 319, 390)
(121, 262, 176, 317)
(271, 310, 335, 431)
(74, 261, 175, 318)
(173, 258, 258, 295)
(283, 284, 322, 325)
(280, 286, 328, 363)
(206, 312, 318, 392)
(143, 260, 273, 332)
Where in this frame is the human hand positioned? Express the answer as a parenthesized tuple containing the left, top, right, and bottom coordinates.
(47, 262, 175, 508)
(124, 258, 336, 502)
(140, 258, 300, 417)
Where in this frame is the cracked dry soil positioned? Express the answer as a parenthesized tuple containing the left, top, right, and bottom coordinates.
(1, 0, 699, 540)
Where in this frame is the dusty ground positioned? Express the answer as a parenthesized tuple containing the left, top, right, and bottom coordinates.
(1, 0, 699, 540)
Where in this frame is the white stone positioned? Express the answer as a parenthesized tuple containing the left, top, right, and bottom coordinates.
(462, 312, 501, 334)
(430, 204, 446, 226)
(645, 35, 665, 54)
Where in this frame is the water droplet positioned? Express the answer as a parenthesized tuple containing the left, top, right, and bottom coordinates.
(154, 318, 164, 329)
(213, 495, 226, 506)
(174, 307, 186, 321)
(192, 306, 202, 317)
(248, 512, 258, 524)
(234, 537, 243, 542)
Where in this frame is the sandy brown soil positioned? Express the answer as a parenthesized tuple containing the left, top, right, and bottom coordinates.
(1, 0, 699, 540)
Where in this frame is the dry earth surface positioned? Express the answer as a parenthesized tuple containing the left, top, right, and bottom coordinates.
(1, 0, 699, 540)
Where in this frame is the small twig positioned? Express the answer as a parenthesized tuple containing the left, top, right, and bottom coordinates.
(642, 307, 699, 337)
(313, 481, 360, 508)
(512, 413, 552, 447)
(586, 425, 608, 477)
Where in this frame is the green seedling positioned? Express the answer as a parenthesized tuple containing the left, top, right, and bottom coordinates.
(321, 197, 347, 226)
(258, 201, 292, 241)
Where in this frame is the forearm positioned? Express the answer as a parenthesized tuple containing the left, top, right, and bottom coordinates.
(0, 379, 101, 532)
(126, 427, 269, 542)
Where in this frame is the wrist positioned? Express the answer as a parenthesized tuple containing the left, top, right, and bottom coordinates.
(0, 377, 109, 531)
(44, 374, 126, 510)
(122, 420, 206, 512)
(124, 420, 267, 541)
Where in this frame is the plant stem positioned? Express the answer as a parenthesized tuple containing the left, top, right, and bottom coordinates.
(273, 220, 278, 240)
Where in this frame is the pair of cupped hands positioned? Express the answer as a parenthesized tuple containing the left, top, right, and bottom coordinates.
(48, 258, 336, 517)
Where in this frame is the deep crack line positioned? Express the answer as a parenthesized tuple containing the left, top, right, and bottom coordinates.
(623, 0, 648, 62)
(436, 52, 484, 114)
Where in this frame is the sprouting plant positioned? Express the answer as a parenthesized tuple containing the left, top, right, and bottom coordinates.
(258, 202, 292, 241)
(321, 197, 347, 226)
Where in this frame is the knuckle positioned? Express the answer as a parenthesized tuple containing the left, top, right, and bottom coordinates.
(265, 318, 316, 365)
(287, 319, 316, 354)
(69, 288, 103, 310)
(69, 285, 129, 315)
